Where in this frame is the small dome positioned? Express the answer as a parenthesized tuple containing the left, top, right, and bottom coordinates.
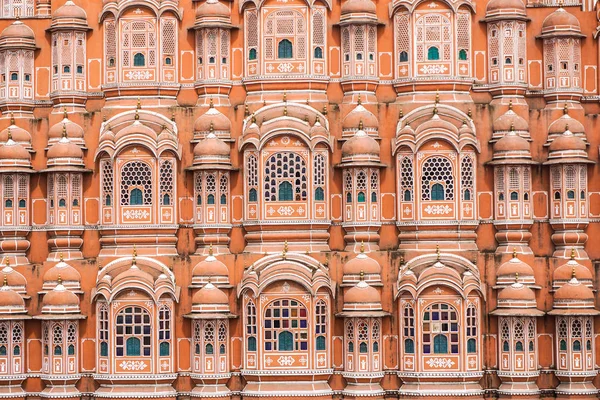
(343, 251, 381, 276)
(0, 137, 31, 162)
(341, 0, 376, 16)
(496, 253, 535, 285)
(53, 0, 87, 21)
(193, 133, 230, 158)
(43, 257, 81, 289)
(485, 0, 526, 18)
(41, 281, 80, 313)
(192, 282, 229, 306)
(196, 0, 231, 19)
(0, 279, 24, 311)
(0, 123, 31, 148)
(498, 281, 536, 303)
(0, 21, 34, 41)
(493, 131, 530, 153)
(554, 259, 592, 283)
(492, 107, 529, 133)
(548, 107, 585, 136)
(115, 119, 157, 140)
(310, 117, 328, 137)
(49, 118, 84, 141)
(0, 262, 26, 291)
(194, 102, 231, 134)
(47, 135, 84, 161)
(554, 276, 594, 303)
(192, 250, 230, 285)
(343, 279, 381, 311)
(549, 129, 586, 152)
(112, 261, 155, 288)
(341, 129, 380, 158)
(541, 7, 581, 35)
(342, 102, 378, 133)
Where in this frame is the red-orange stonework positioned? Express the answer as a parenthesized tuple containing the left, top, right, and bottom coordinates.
(0, 0, 600, 400)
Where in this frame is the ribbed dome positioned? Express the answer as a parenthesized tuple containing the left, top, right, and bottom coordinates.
(194, 103, 231, 134)
(49, 118, 84, 140)
(116, 120, 157, 140)
(497, 254, 534, 281)
(196, 0, 231, 19)
(0, 137, 31, 162)
(0, 280, 24, 310)
(485, 0, 526, 17)
(554, 276, 594, 302)
(341, 130, 380, 158)
(342, 103, 378, 132)
(343, 251, 381, 275)
(498, 281, 536, 303)
(54, 0, 87, 21)
(341, 0, 376, 16)
(47, 135, 84, 161)
(541, 7, 581, 35)
(548, 108, 585, 136)
(192, 252, 229, 280)
(42, 282, 80, 311)
(1, 264, 26, 289)
(192, 282, 229, 306)
(554, 254, 593, 283)
(492, 108, 528, 132)
(43, 257, 81, 286)
(112, 261, 155, 288)
(494, 131, 530, 153)
(343, 279, 381, 311)
(193, 133, 230, 158)
(549, 129, 586, 152)
(0, 21, 34, 41)
(0, 124, 31, 148)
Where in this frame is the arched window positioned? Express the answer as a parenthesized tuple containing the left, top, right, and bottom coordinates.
(422, 303, 459, 355)
(403, 304, 415, 353)
(278, 182, 293, 201)
(510, 192, 518, 200)
(515, 341, 523, 351)
(249, 188, 257, 202)
(130, 188, 143, 205)
(116, 307, 151, 357)
(316, 335, 326, 350)
(278, 331, 294, 351)
(405, 338, 414, 353)
(315, 187, 324, 201)
(134, 53, 146, 67)
(427, 46, 440, 60)
(249, 48, 257, 60)
(247, 336, 257, 351)
(314, 47, 323, 59)
(400, 51, 409, 62)
(315, 300, 327, 350)
(357, 192, 366, 203)
(265, 152, 308, 202)
(278, 39, 293, 59)
(264, 299, 307, 352)
(206, 343, 214, 354)
(246, 300, 257, 352)
(422, 157, 454, 201)
(431, 183, 445, 200)
(433, 334, 448, 354)
(207, 194, 215, 204)
(458, 49, 468, 60)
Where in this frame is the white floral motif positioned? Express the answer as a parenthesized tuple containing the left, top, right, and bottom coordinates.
(424, 205, 453, 215)
(426, 358, 455, 368)
(123, 209, 150, 220)
(125, 70, 152, 80)
(277, 356, 295, 366)
(119, 360, 148, 371)
(419, 64, 448, 74)
(277, 206, 295, 216)
(277, 63, 294, 73)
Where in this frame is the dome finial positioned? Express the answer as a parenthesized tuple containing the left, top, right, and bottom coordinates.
(59, 252, 64, 262)
(315, 116, 320, 125)
(358, 119, 363, 131)
(508, 100, 513, 111)
(283, 105, 287, 117)
(251, 113, 256, 124)
(515, 272, 519, 283)
(63, 107, 68, 120)
(62, 123, 67, 138)
(134, 108, 139, 121)
(435, 90, 440, 105)
(572, 265, 576, 279)
(6, 127, 11, 141)
(322, 104, 328, 116)
(209, 97, 214, 108)
(510, 123, 515, 132)
(136, 97, 142, 110)
(468, 108, 472, 119)
(357, 93, 362, 105)
(436, 244, 441, 261)
(244, 103, 249, 117)
(512, 247, 517, 259)
(360, 270, 365, 281)
(283, 91, 287, 103)
(570, 247, 576, 260)
(209, 121, 214, 133)
(563, 103, 569, 115)
(433, 106, 438, 116)
(360, 241, 365, 253)
(9, 113, 14, 126)
(2, 275, 6, 287)
(171, 109, 176, 122)
(208, 243, 214, 257)
(57, 273, 62, 285)
(282, 240, 288, 260)
(132, 245, 137, 266)
(399, 107, 403, 119)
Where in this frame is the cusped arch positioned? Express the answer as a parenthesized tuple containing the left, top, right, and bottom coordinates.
(389, 0, 474, 17)
(239, 0, 331, 13)
(396, 253, 485, 300)
(237, 253, 335, 298)
(95, 110, 181, 161)
(93, 256, 180, 304)
(239, 103, 332, 151)
(392, 104, 480, 154)
(100, 1, 183, 22)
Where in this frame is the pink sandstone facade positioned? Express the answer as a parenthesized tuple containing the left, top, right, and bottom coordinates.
(0, 0, 598, 400)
